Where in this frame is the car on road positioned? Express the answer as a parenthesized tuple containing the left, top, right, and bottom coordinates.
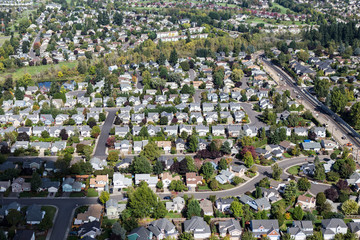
(342, 135, 347, 140)
(311, 181, 319, 185)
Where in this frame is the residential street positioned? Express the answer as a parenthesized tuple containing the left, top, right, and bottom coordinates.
(2, 156, 330, 240)
(93, 109, 117, 158)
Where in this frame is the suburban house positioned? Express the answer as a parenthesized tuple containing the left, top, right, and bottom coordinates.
(183, 216, 211, 239)
(287, 221, 314, 240)
(90, 157, 108, 170)
(12, 177, 31, 193)
(250, 220, 280, 240)
(89, 175, 109, 191)
(113, 173, 132, 189)
(166, 197, 185, 213)
(199, 199, 214, 216)
(62, 177, 83, 192)
(135, 174, 158, 187)
(296, 195, 316, 210)
(321, 219, 348, 240)
(0, 180, 10, 192)
(215, 170, 234, 184)
(218, 219, 242, 238)
(77, 221, 102, 239)
(148, 218, 179, 240)
(185, 172, 203, 188)
(215, 198, 234, 212)
(74, 204, 102, 225)
(128, 227, 152, 240)
(26, 204, 45, 224)
(106, 199, 126, 219)
(347, 222, 360, 238)
(161, 172, 181, 188)
(13, 230, 35, 240)
(301, 142, 321, 152)
(40, 178, 60, 193)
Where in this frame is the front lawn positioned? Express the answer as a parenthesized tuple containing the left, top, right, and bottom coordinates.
(283, 152, 292, 158)
(19, 191, 48, 198)
(42, 206, 57, 220)
(86, 188, 99, 197)
(198, 185, 211, 191)
(287, 166, 300, 175)
(219, 184, 235, 190)
(166, 212, 182, 218)
(70, 192, 86, 197)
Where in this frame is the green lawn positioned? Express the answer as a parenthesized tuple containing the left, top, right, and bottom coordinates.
(198, 185, 211, 190)
(86, 188, 99, 197)
(102, 217, 117, 227)
(19, 191, 48, 198)
(271, 2, 293, 14)
(70, 192, 86, 197)
(166, 212, 182, 218)
(0, 61, 78, 81)
(283, 152, 292, 158)
(287, 166, 300, 175)
(42, 206, 57, 220)
(219, 184, 235, 190)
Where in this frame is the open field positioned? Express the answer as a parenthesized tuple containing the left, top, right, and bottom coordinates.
(0, 61, 78, 81)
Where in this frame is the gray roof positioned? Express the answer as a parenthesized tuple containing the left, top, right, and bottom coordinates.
(26, 204, 43, 222)
(321, 219, 347, 229)
(347, 222, 360, 233)
(184, 216, 211, 233)
(149, 218, 175, 236)
(219, 219, 241, 235)
(251, 219, 279, 230)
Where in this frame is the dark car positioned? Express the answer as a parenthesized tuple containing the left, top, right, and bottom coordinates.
(163, 196, 171, 200)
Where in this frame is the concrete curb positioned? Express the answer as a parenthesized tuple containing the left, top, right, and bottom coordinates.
(46, 205, 59, 240)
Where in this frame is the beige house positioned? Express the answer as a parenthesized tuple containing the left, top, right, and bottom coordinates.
(296, 195, 316, 210)
(156, 141, 172, 154)
(200, 199, 214, 216)
(161, 172, 181, 188)
(89, 175, 109, 191)
(74, 204, 102, 225)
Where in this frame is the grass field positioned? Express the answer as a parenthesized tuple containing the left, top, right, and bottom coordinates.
(166, 212, 182, 218)
(86, 188, 99, 197)
(42, 206, 57, 220)
(288, 165, 300, 175)
(270, 2, 293, 14)
(0, 61, 78, 81)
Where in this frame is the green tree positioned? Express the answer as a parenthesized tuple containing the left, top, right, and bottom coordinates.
(112, 222, 126, 240)
(316, 192, 326, 206)
(178, 232, 194, 240)
(201, 162, 214, 180)
(283, 181, 297, 203)
(128, 181, 159, 218)
(230, 201, 243, 218)
(331, 88, 348, 113)
(169, 48, 178, 66)
(220, 141, 231, 155)
(341, 199, 359, 215)
(15, 88, 24, 100)
(244, 151, 254, 168)
(113, 12, 123, 26)
(156, 180, 164, 189)
(232, 176, 242, 186)
(271, 163, 282, 180)
(296, 50, 310, 62)
(139, 126, 150, 138)
(314, 77, 330, 99)
(241, 231, 256, 240)
(209, 179, 219, 190)
(293, 205, 304, 220)
(297, 177, 311, 191)
(6, 209, 22, 226)
(142, 70, 152, 86)
(153, 202, 168, 219)
(30, 172, 41, 191)
(230, 68, 244, 82)
(254, 186, 262, 199)
(140, 141, 161, 161)
(218, 158, 228, 171)
(91, 126, 101, 138)
(153, 160, 164, 175)
(38, 211, 53, 231)
(350, 102, 360, 129)
(314, 164, 326, 181)
(169, 180, 187, 192)
(25, 118, 32, 127)
(130, 155, 152, 174)
(185, 156, 197, 172)
(107, 151, 119, 162)
(186, 199, 201, 219)
(188, 135, 198, 153)
(99, 191, 110, 204)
